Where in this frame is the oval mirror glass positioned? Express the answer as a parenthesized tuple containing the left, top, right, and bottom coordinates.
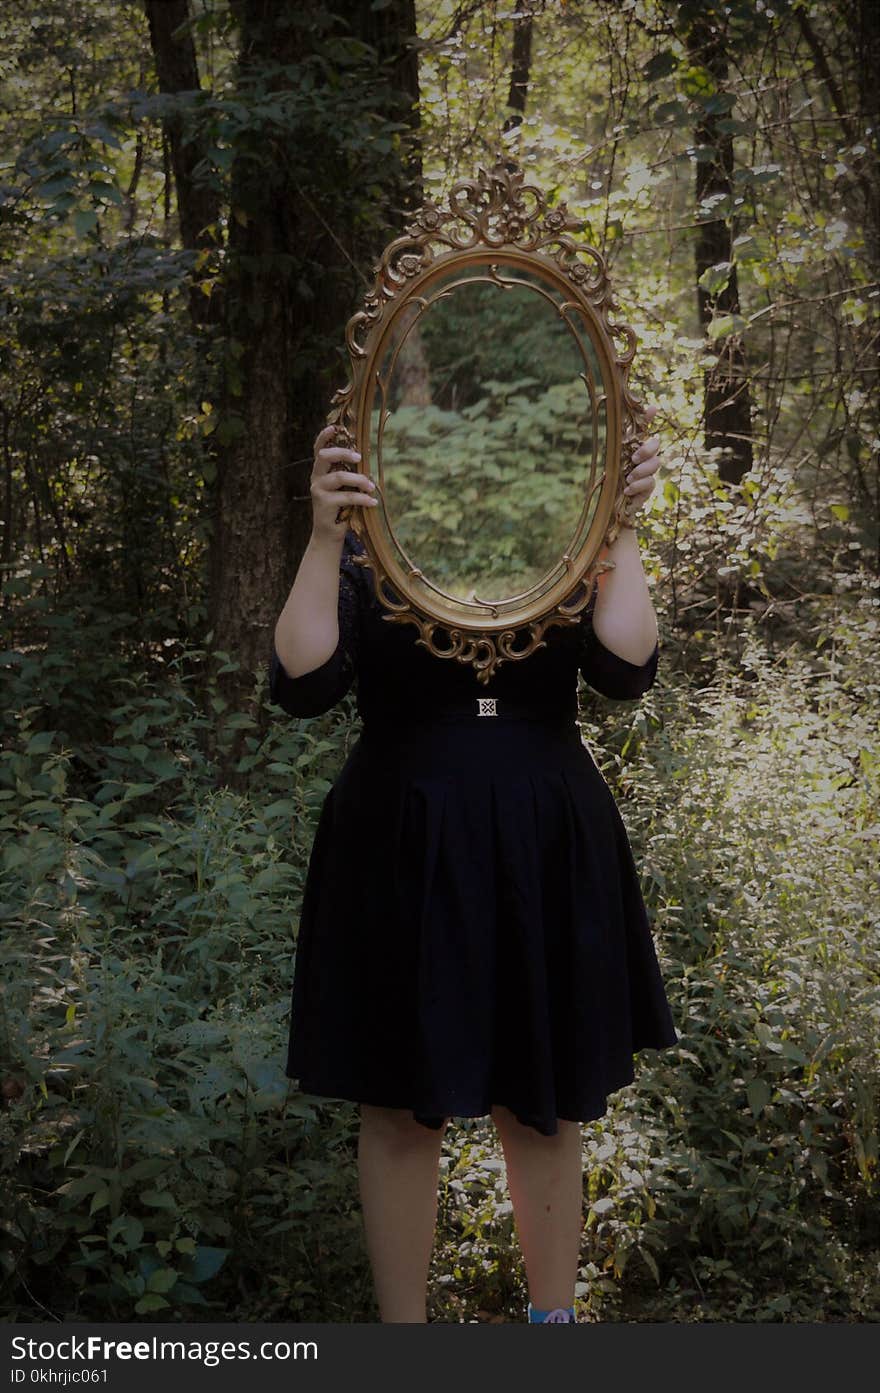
(367, 260, 609, 611)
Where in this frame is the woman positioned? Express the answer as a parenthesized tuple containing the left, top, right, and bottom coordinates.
(269, 408, 678, 1323)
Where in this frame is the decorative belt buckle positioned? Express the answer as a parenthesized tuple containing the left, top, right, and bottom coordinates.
(477, 698, 497, 717)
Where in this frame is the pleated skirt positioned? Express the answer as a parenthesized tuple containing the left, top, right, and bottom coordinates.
(285, 714, 678, 1136)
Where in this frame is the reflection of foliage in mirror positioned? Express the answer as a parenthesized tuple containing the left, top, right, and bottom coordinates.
(372, 266, 608, 603)
(392, 269, 587, 413)
(374, 377, 604, 599)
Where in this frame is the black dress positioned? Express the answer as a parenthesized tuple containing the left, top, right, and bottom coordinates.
(269, 528, 678, 1137)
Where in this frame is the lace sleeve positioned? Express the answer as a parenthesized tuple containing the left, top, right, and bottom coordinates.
(578, 579, 660, 700)
(268, 530, 363, 718)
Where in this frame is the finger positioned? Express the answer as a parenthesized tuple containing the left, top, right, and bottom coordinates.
(631, 434, 660, 463)
(314, 446, 363, 473)
(320, 470, 374, 490)
(624, 475, 655, 496)
(643, 404, 658, 422)
(329, 492, 379, 506)
(628, 454, 661, 483)
(632, 433, 660, 458)
(314, 425, 340, 451)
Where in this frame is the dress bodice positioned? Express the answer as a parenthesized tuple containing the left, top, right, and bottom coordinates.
(269, 529, 659, 723)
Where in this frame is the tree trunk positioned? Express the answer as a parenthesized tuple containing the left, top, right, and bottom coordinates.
(503, 12, 533, 132)
(396, 317, 433, 407)
(209, 0, 420, 782)
(687, 13, 754, 485)
(796, 0, 880, 273)
(852, 0, 880, 271)
(144, 0, 222, 325)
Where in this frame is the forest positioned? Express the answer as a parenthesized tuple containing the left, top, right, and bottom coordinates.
(1, 0, 878, 1323)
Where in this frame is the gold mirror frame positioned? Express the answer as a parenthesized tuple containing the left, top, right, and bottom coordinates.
(326, 153, 648, 685)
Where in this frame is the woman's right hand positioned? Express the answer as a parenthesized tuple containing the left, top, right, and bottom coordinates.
(309, 425, 378, 544)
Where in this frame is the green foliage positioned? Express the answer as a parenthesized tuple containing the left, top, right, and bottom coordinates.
(0, 571, 371, 1319)
(578, 601, 879, 1320)
(378, 378, 603, 592)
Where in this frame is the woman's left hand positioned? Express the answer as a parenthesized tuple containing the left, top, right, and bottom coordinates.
(623, 403, 662, 518)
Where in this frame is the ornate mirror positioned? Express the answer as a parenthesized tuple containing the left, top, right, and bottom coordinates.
(327, 153, 648, 685)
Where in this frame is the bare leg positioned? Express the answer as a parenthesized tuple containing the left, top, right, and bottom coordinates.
(358, 1104, 448, 1322)
(491, 1105, 583, 1312)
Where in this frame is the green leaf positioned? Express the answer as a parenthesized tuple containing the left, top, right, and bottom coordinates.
(88, 180, 123, 204)
(680, 63, 716, 99)
(746, 1078, 771, 1117)
(184, 1246, 229, 1284)
(89, 121, 123, 150)
(707, 313, 747, 341)
(644, 50, 677, 82)
(27, 731, 55, 754)
(141, 1190, 176, 1210)
(134, 1294, 170, 1314)
(653, 99, 690, 126)
(698, 261, 734, 296)
(107, 1216, 144, 1250)
(701, 92, 736, 115)
(38, 177, 75, 201)
(173, 1282, 209, 1305)
(147, 1267, 179, 1294)
(73, 209, 98, 237)
(590, 1197, 615, 1216)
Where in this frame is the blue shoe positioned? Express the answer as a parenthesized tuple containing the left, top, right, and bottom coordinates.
(527, 1302, 576, 1323)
